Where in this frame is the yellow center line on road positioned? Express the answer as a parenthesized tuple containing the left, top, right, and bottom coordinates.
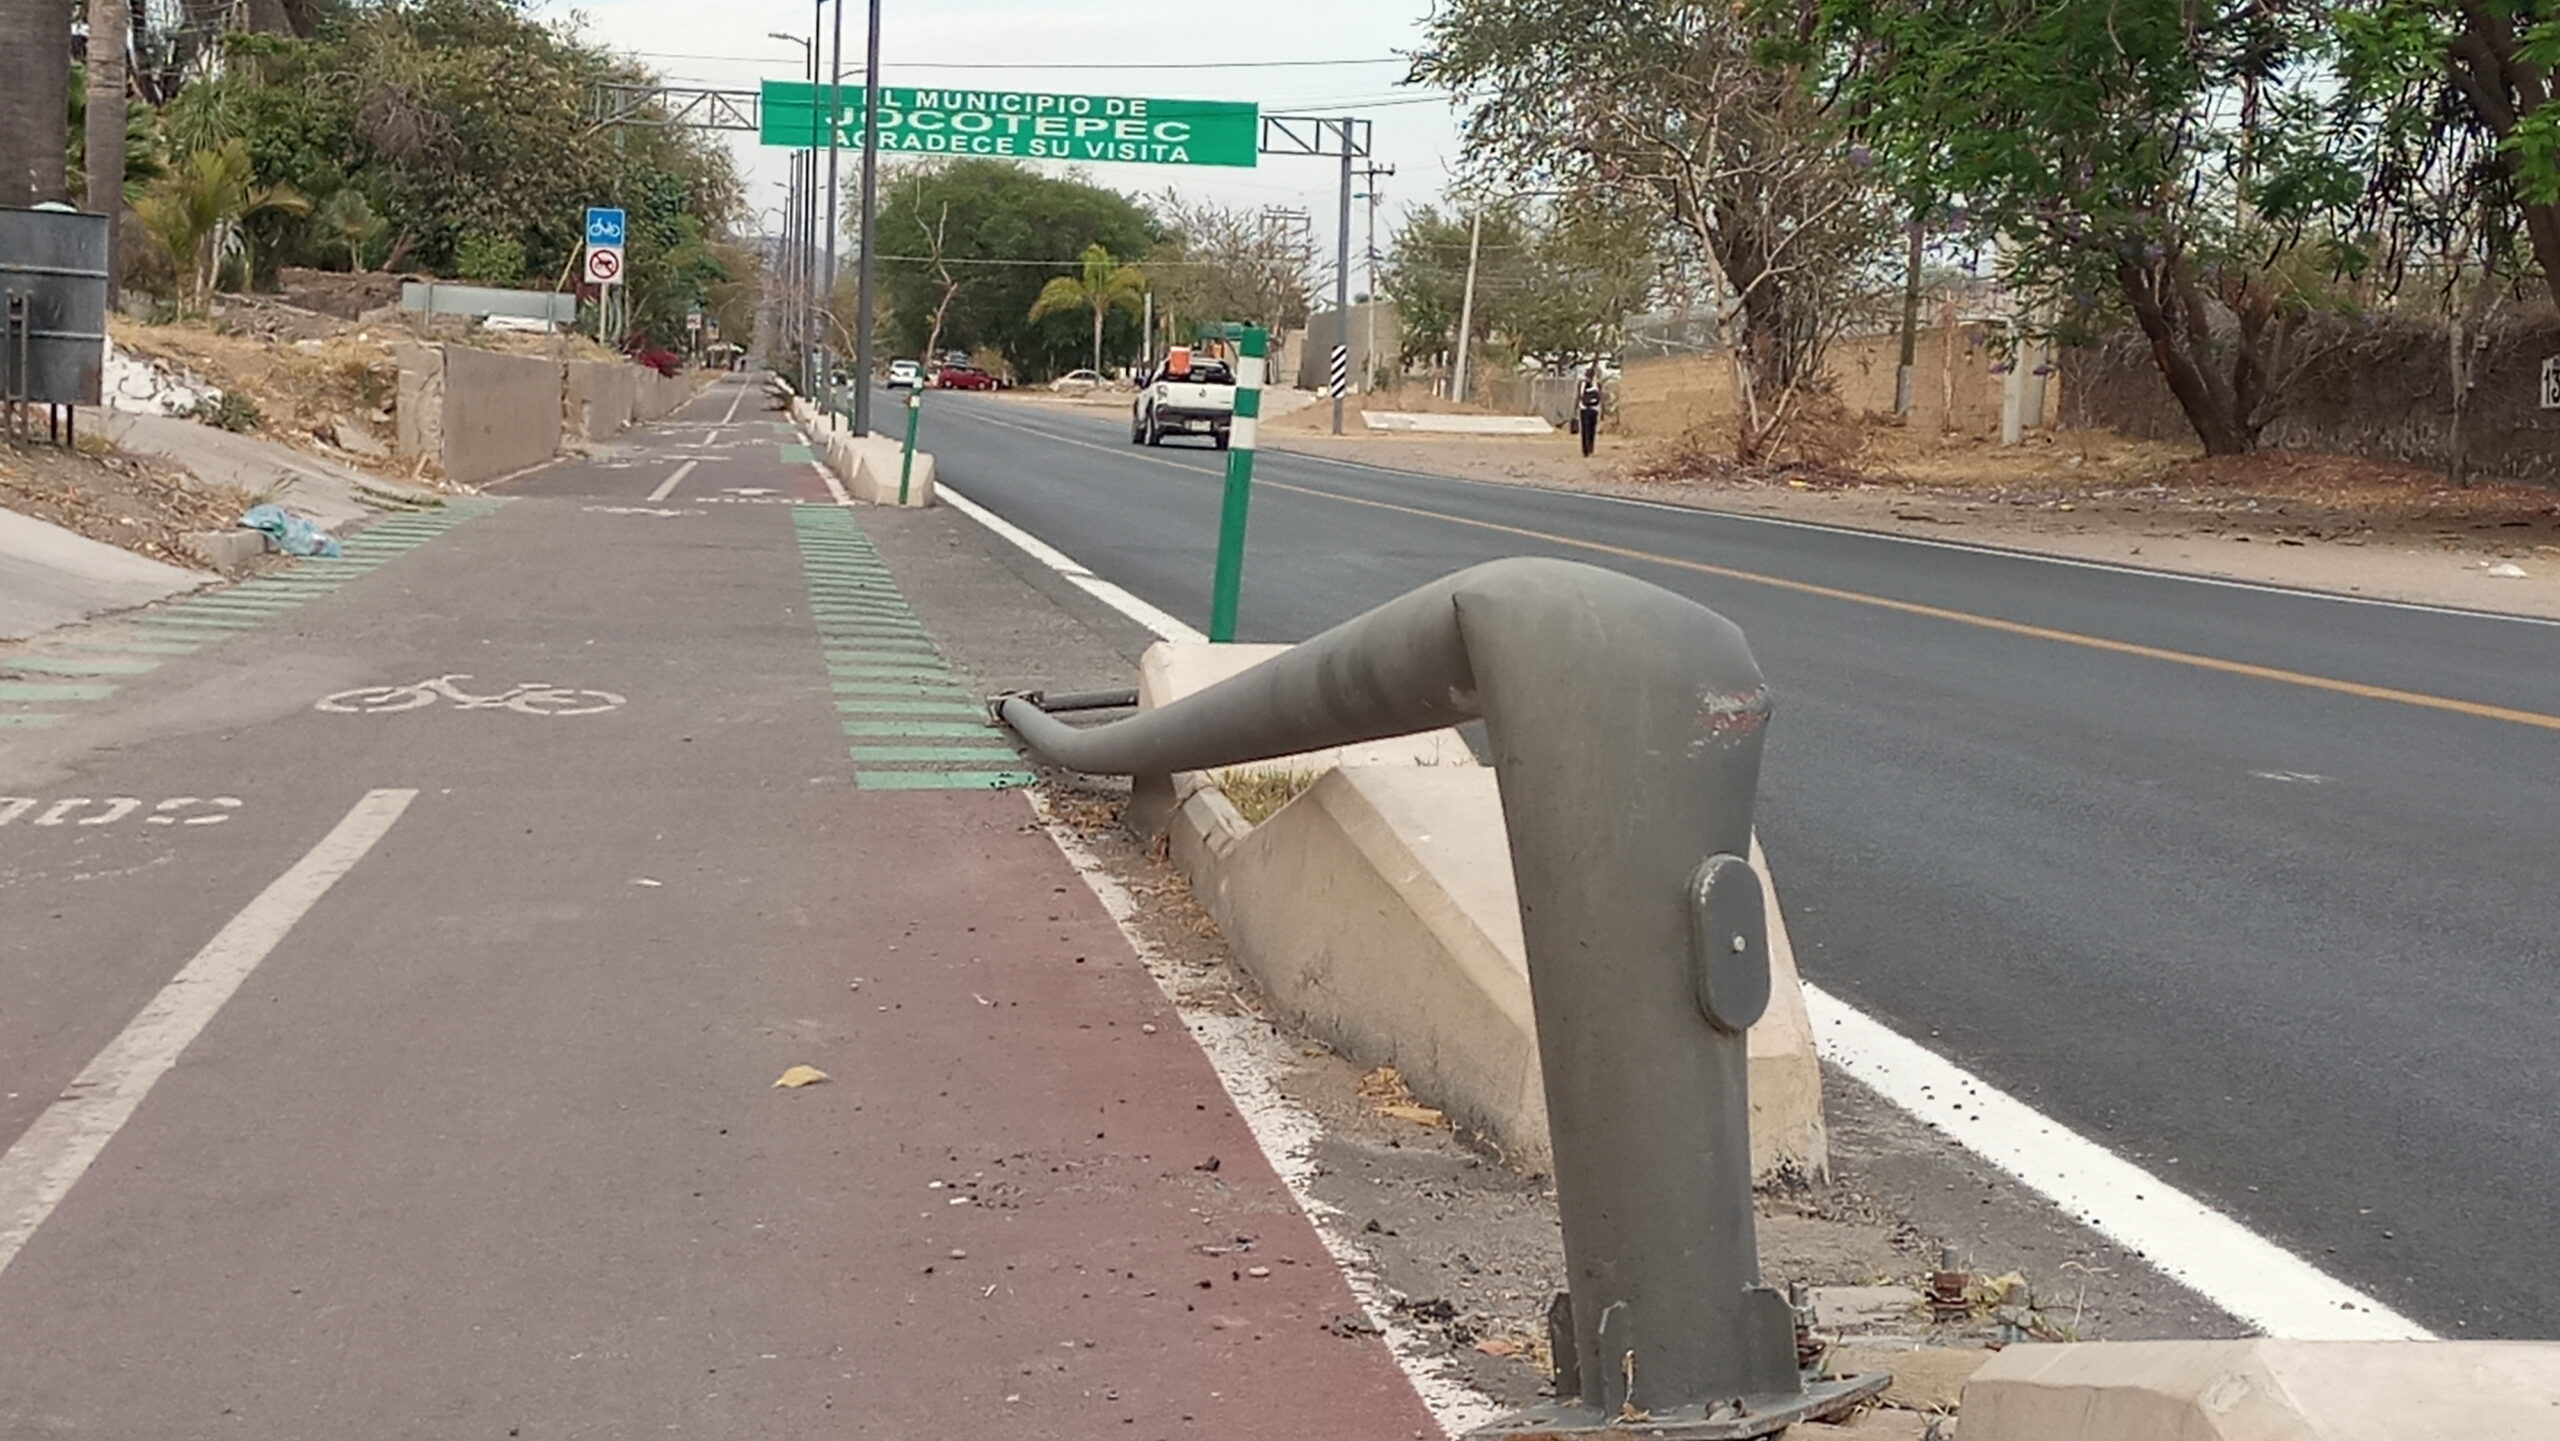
(958, 406, 2560, 735)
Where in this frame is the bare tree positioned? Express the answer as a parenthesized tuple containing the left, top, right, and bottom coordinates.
(1419, 0, 1885, 460)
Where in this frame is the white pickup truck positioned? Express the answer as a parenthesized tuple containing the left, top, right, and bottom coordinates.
(1130, 354, 1236, 449)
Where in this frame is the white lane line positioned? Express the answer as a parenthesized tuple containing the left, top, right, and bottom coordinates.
(1246, 448, 2560, 631)
(719, 386, 745, 425)
(938, 483, 1206, 642)
(1805, 985, 2431, 1339)
(939, 479, 2433, 1342)
(647, 460, 699, 503)
(0, 788, 418, 1282)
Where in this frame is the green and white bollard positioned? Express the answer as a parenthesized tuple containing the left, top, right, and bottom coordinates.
(1208, 326, 1266, 643)
(898, 388, 922, 505)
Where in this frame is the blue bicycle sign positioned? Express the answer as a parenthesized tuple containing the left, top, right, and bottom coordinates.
(585, 207, 626, 247)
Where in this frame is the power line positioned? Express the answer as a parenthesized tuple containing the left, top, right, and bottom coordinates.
(623, 51, 1410, 70)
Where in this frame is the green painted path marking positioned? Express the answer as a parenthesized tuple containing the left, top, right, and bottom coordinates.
(794, 504, 1030, 790)
(0, 713, 65, 728)
(56, 638, 199, 654)
(0, 681, 115, 702)
(3, 655, 159, 676)
(855, 770, 1036, 791)
(843, 720, 993, 738)
(837, 700, 986, 717)
(132, 614, 265, 631)
(781, 443, 817, 463)
(850, 744, 1025, 763)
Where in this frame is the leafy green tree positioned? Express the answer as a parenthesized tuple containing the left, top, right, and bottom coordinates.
(872, 159, 1157, 375)
(2330, 1, 2560, 312)
(1030, 244, 1149, 376)
(131, 0, 738, 337)
(1387, 199, 1659, 369)
(1814, 0, 2364, 455)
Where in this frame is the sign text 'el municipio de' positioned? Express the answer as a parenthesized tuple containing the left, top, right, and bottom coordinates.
(759, 82, 1259, 169)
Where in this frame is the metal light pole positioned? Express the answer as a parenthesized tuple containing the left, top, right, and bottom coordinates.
(1451, 207, 1483, 406)
(822, 0, 845, 417)
(853, 0, 883, 435)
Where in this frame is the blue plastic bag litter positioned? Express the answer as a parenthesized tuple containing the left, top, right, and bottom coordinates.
(240, 503, 341, 558)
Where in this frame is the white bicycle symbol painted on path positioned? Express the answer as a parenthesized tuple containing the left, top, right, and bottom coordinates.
(316, 674, 627, 717)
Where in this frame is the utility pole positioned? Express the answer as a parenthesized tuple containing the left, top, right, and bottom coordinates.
(1451, 207, 1483, 407)
(1331, 121, 1354, 435)
(853, 0, 883, 434)
(1354, 162, 1394, 393)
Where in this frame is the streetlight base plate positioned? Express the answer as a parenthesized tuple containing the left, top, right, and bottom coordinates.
(1464, 1373, 1890, 1441)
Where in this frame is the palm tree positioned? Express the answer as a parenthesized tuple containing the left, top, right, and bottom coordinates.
(136, 140, 309, 315)
(84, 0, 126, 300)
(316, 188, 385, 271)
(0, 0, 69, 207)
(1029, 243, 1146, 377)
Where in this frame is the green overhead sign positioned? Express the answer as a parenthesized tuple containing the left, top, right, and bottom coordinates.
(760, 81, 1259, 168)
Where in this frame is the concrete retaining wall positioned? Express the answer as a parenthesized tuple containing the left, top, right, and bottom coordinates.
(564, 361, 641, 441)
(435, 345, 563, 485)
(398, 345, 707, 480)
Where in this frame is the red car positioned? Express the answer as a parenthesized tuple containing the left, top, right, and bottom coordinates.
(932, 364, 1000, 391)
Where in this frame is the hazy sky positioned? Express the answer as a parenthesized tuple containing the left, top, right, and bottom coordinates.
(546, 0, 1468, 281)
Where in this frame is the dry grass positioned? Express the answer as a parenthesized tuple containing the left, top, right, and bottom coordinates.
(1210, 767, 1318, 825)
(0, 436, 255, 570)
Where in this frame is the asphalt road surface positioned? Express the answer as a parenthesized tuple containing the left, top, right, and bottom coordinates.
(0, 379, 1438, 1439)
(913, 388, 2560, 1337)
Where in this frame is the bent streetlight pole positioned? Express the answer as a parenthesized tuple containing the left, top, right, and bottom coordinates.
(996, 557, 1885, 1439)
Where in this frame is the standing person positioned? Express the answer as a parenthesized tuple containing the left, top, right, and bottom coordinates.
(1576, 362, 1605, 458)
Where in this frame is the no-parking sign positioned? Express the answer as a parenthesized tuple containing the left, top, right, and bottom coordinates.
(584, 205, 626, 287)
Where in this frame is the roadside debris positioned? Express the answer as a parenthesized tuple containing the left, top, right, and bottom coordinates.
(771, 1065, 830, 1089)
(1357, 1065, 1448, 1128)
(240, 503, 340, 557)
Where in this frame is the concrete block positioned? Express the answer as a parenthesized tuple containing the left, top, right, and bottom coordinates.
(1135, 639, 1828, 1179)
(184, 529, 270, 570)
(1798, 1409, 1943, 1441)
(785, 403, 935, 507)
(846, 434, 936, 507)
(1817, 1287, 1930, 1334)
(1961, 1340, 2560, 1441)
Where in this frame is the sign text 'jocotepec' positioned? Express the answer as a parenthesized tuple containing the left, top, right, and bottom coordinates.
(759, 81, 1259, 169)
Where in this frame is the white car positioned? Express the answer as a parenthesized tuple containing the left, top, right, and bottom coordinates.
(1131, 357, 1236, 448)
(886, 359, 924, 389)
(1050, 368, 1106, 392)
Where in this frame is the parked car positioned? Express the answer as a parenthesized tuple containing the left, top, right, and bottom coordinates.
(885, 358, 925, 389)
(1050, 368, 1107, 392)
(932, 363, 1000, 392)
(1131, 352, 1236, 448)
